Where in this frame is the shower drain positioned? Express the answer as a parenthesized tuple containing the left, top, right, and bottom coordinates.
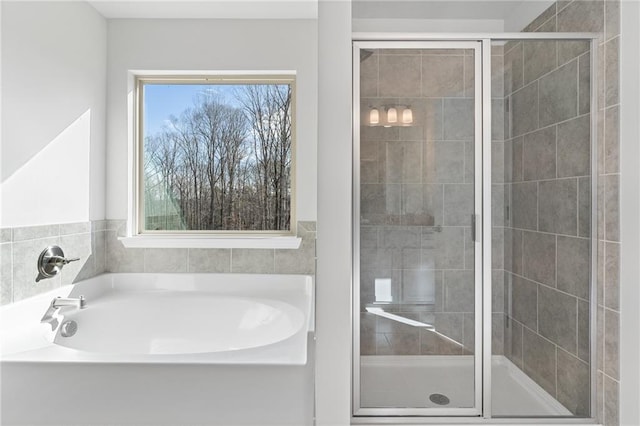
(429, 393, 450, 406)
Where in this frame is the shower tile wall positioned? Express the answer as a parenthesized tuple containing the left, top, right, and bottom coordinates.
(502, 0, 620, 422)
(359, 48, 496, 356)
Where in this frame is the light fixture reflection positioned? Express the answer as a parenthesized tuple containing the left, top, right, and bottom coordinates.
(387, 107, 397, 123)
(369, 108, 379, 125)
(402, 108, 413, 124)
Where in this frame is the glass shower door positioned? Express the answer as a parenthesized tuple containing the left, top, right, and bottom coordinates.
(354, 41, 483, 416)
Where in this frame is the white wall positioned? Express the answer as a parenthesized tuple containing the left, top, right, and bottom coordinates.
(0, 1, 107, 227)
(619, 0, 640, 423)
(105, 19, 318, 222)
(316, 1, 352, 424)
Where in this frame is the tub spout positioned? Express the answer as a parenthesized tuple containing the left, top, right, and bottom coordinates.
(40, 296, 85, 330)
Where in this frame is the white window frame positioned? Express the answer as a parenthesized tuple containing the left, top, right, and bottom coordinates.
(121, 71, 301, 249)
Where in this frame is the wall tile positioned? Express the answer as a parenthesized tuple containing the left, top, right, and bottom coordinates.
(492, 184, 505, 226)
(420, 327, 463, 355)
(523, 231, 556, 286)
(604, 308, 619, 380)
(443, 270, 474, 312)
(557, 236, 590, 299)
(493, 313, 505, 355)
(425, 141, 465, 183)
(605, 105, 619, 174)
(557, 114, 591, 178)
(605, 0, 620, 40)
(511, 137, 524, 182)
(538, 285, 578, 354)
(12, 236, 60, 301)
(492, 100, 505, 141)
(106, 231, 144, 273)
(231, 249, 275, 273)
(463, 313, 475, 354)
(492, 228, 504, 270)
(604, 375, 620, 426)
(0, 228, 11, 243)
(539, 60, 579, 127)
(422, 227, 465, 270)
(491, 53, 504, 99)
(511, 82, 539, 137)
(605, 36, 619, 107)
(578, 177, 592, 238)
(143, 248, 188, 273)
(523, 126, 557, 181)
(558, 40, 590, 67)
(604, 242, 619, 311)
(12, 224, 58, 242)
(59, 233, 93, 284)
(443, 99, 474, 140)
(557, 0, 605, 34)
(523, 39, 557, 85)
(59, 222, 91, 236)
(187, 249, 231, 273)
(512, 229, 524, 275)
(492, 142, 505, 184)
(506, 317, 524, 368)
(557, 349, 590, 416)
(443, 184, 473, 226)
(379, 55, 421, 97)
(421, 55, 465, 97)
(578, 53, 591, 115)
(605, 174, 619, 241)
(523, 327, 557, 397)
(1, 243, 12, 305)
(379, 332, 420, 355)
(504, 42, 524, 95)
(511, 182, 538, 230)
(512, 275, 538, 331)
(492, 270, 504, 313)
(360, 52, 378, 97)
(578, 299, 590, 363)
(539, 178, 578, 235)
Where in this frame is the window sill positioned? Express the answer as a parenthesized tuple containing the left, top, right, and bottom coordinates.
(118, 235, 302, 249)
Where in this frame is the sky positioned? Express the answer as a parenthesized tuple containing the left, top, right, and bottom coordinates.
(143, 84, 242, 136)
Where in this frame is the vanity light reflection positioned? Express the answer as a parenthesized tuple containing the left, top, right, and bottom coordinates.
(367, 105, 413, 127)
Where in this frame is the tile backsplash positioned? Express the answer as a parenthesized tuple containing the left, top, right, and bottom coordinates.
(0, 220, 315, 306)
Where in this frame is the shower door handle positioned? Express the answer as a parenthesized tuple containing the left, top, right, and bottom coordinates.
(471, 214, 478, 242)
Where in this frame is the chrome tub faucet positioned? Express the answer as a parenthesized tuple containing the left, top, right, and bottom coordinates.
(40, 296, 86, 330)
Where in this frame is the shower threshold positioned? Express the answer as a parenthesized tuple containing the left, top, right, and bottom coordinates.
(360, 355, 571, 416)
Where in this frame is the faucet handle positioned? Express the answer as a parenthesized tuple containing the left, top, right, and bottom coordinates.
(36, 246, 80, 281)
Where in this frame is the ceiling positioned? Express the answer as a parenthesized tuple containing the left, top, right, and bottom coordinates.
(87, 0, 553, 29)
(88, 0, 318, 19)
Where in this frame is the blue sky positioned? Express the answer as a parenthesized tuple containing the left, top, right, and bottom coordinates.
(143, 84, 242, 136)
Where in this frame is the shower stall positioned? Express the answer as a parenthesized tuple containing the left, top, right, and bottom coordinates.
(353, 35, 597, 420)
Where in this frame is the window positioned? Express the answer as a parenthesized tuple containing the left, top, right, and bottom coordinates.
(135, 75, 295, 236)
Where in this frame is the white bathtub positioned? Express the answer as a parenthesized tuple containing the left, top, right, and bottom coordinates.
(0, 273, 315, 425)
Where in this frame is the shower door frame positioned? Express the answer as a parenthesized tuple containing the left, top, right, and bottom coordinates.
(352, 33, 599, 423)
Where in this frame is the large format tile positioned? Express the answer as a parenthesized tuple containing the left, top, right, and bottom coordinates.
(379, 55, 421, 97)
(557, 349, 590, 416)
(605, 36, 619, 107)
(557, 236, 590, 300)
(231, 249, 275, 273)
(443, 270, 474, 313)
(539, 60, 579, 127)
(557, 0, 605, 34)
(425, 141, 465, 183)
(522, 231, 556, 286)
(504, 42, 524, 96)
(605, 174, 619, 241)
(605, 105, 619, 174)
(106, 231, 144, 273)
(511, 182, 538, 230)
(538, 285, 578, 354)
(578, 299, 590, 363)
(187, 249, 231, 273)
(511, 275, 538, 331)
(539, 178, 578, 235)
(523, 38, 557, 85)
(604, 308, 619, 380)
(523, 126, 556, 181)
(511, 82, 539, 137)
(360, 51, 378, 97)
(443, 99, 474, 140)
(144, 248, 188, 273)
(59, 232, 94, 284)
(421, 55, 465, 98)
(442, 184, 473, 226)
(605, 242, 619, 312)
(557, 114, 591, 178)
(523, 327, 557, 398)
